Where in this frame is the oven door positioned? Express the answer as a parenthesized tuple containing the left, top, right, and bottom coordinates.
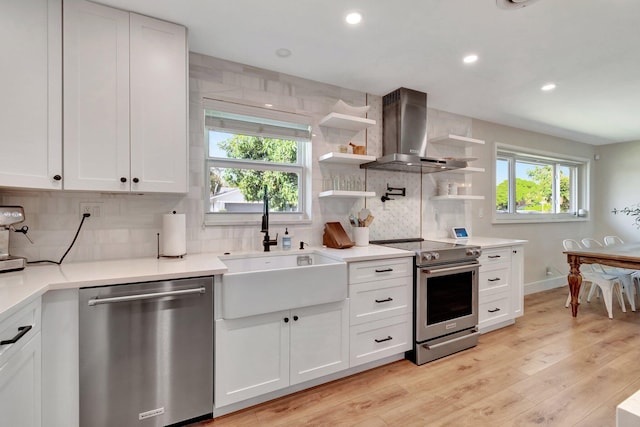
(416, 262, 479, 343)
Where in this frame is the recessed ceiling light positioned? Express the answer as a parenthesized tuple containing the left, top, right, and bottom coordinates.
(463, 54, 478, 64)
(264, 104, 273, 108)
(345, 12, 362, 25)
(541, 83, 556, 91)
(275, 48, 292, 58)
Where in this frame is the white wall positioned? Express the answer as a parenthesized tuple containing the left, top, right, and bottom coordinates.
(594, 139, 640, 240)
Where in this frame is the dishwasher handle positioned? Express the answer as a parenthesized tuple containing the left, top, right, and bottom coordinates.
(88, 287, 206, 306)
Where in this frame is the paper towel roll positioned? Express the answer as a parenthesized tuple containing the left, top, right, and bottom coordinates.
(162, 213, 186, 256)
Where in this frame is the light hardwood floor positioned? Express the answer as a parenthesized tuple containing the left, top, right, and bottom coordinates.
(198, 287, 640, 426)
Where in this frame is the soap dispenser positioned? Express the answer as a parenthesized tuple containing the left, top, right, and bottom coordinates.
(282, 228, 292, 250)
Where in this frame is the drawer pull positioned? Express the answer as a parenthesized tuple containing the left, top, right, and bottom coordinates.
(374, 336, 393, 343)
(488, 308, 501, 313)
(375, 297, 393, 303)
(375, 268, 393, 273)
(0, 325, 32, 345)
(488, 278, 501, 282)
(488, 255, 501, 259)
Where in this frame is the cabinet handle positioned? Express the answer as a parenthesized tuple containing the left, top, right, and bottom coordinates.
(374, 336, 393, 343)
(120, 177, 127, 183)
(132, 177, 139, 183)
(53, 174, 62, 181)
(293, 315, 299, 321)
(375, 268, 393, 273)
(488, 255, 501, 259)
(488, 278, 501, 282)
(513, 250, 518, 254)
(375, 297, 393, 303)
(284, 317, 289, 323)
(0, 325, 32, 345)
(488, 308, 501, 313)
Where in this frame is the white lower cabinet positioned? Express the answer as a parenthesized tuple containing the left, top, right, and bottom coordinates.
(0, 298, 42, 427)
(348, 257, 413, 367)
(478, 245, 525, 332)
(215, 300, 348, 408)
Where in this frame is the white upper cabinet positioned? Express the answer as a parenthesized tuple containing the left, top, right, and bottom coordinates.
(0, 0, 62, 190)
(129, 13, 188, 193)
(63, 0, 188, 193)
(63, 0, 130, 191)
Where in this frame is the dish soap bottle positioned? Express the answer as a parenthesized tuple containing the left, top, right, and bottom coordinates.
(282, 228, 292, 250)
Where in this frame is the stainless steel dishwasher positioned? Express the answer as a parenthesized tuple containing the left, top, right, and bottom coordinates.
(79, 277, 213, 427)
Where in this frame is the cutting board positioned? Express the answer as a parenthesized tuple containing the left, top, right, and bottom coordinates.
(323, 222, 355, 249)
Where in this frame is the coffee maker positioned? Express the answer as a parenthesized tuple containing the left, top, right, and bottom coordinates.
(0, 206, 27, 273)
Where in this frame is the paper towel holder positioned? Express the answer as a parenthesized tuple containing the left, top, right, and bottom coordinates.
(157, 232, 186, 259)
(157, 211, 186, 259)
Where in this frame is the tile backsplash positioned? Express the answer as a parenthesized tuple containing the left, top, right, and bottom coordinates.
(2, 53, 474, 263)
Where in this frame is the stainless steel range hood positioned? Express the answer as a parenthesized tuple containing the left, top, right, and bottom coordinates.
(361, 88, 467, 173)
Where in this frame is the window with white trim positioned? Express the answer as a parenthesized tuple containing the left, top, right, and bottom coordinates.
(495, 144, 589, 222)
(204, 99, 312, 225)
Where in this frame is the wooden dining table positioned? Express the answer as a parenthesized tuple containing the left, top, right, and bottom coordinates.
(564, 243, 640, 316)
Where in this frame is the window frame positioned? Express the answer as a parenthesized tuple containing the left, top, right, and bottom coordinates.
(493, 143, 590, 224)
(203, 99, 312, 226)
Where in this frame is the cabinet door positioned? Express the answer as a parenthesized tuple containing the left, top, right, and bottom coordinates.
(63, 0, 130, 191)
(290, 300, 349, 385)
(0, 333, 42, 427)
(0, 0, 61, 189)
(129, 14, 188, 193)
(511, 246, 525, 318)
(215, 312, 289, 407)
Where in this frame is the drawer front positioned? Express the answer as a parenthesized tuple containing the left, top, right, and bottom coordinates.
(479, 247, 511, 268)
(0, 297, 41, 367)
(349, 313, 412, 367)
(349, 277, 412, 325)
(479, 293, 511, 325)
(479, 266, 510, 293)
(349, 257, 413, 285)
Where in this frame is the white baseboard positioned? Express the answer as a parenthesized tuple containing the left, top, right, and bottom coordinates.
(525, 276, 566, 295)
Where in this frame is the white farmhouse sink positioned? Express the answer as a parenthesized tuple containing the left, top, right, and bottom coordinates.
(220, 251, 347, 319)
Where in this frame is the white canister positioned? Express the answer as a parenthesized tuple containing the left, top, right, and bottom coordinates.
(449, 182, 459, 196)
(353, 227, 369, 247)
(437, 181, 450, 196)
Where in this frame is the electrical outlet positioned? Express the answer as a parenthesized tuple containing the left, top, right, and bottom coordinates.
(79, 202, 103, 219)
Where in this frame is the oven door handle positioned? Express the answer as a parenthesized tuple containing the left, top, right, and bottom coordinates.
(422, 263, 478, 275)
(422, 329, 479, 350)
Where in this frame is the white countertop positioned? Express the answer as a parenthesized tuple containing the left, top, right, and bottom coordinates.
(0, 253, 228, 321)
(0, 245, 413, 322)
(320, 244, 415, 262)
(431, 236, 528, 248)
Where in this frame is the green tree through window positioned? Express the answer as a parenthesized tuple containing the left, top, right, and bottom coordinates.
(212, 135, 299, 211)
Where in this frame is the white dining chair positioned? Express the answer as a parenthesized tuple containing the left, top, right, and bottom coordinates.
(604, 235, 640, 305)
(564, 238, 626, 318)
(581, 237, 636, 311)
(604, 235, 625, 246)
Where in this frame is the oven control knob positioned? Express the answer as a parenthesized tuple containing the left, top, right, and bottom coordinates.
(422, 252, 439, 262)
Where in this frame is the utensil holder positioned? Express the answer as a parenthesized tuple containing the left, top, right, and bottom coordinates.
(353, 227, 369, 247)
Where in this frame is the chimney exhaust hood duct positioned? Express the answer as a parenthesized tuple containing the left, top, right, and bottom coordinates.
(360, 88, 467, 173)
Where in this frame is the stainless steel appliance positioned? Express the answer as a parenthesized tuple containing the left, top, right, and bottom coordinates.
(373, 239, 481, 365)
(360, 88, 468, 173)
(0, 206, 27, 273)
(79, 277, 214, 427)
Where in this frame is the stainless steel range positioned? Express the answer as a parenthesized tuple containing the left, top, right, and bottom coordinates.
(373, 239, 482, 365)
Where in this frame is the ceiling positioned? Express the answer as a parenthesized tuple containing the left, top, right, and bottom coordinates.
(96, 0, 640, 145)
